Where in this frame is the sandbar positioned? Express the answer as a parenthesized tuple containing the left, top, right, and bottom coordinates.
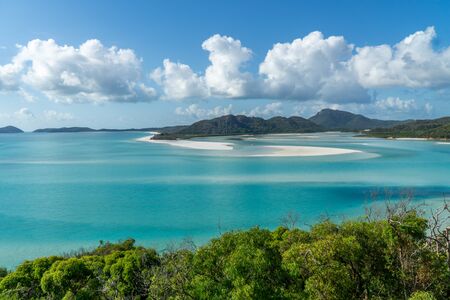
(250, 145, 362, 157)
(137, 135, 234, 150)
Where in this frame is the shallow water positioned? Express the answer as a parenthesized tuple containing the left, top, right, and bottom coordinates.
(0, 132, 449, 268)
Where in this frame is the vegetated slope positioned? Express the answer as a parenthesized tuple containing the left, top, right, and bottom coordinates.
(0, 126, 23, 133)
(153, 114, 323, 139)
(368, 117, 450, 139)
(309, 108, 400, 130)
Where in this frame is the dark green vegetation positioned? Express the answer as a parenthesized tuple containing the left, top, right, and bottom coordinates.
(1, 203, 449, 299)
(0, 126, 23, 133)
(152, 109, 406, 140)
(309, 109, 401, 131)
(368, 117, 450, 139)
(153, 115, 323, 140)
(153, 109, 450, 140)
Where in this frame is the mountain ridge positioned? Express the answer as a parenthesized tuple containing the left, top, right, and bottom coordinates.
(308, 108, 401, 130)
(368, 117, 450, 139)
(153, 114, 324, 139)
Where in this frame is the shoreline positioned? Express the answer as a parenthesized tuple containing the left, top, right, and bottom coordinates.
(137, 135, 234, 150)
(250, 145, 362, 157)
(137, 134, 362, 156)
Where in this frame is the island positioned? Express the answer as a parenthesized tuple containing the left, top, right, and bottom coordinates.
(0, 126, 23, 134)
(367, 117, 450, 139)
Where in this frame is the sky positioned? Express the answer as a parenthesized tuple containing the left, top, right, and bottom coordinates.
(1, 0, 450, 130)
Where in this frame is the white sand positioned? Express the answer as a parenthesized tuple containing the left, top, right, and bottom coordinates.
(137, 135, 234, 150)
(251, 145, 362, 157)
(137, 134, 361, 156)
(395, 138, 428, 141)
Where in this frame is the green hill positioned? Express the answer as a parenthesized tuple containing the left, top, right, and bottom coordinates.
(0, 126, 23, 133)
(153, 114, 323, 139)
(309, 109, 400, 130)
(368, 117, 450, 139)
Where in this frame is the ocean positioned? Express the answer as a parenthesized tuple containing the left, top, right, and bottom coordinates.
(0, 131, 449, 268)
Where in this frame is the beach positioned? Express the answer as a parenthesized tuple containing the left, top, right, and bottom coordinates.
(251, 145, 362, 157)
(137, 135, 235, 150)
(137, 134, 362, 156)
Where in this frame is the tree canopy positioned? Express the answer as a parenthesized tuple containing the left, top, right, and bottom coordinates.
(1, 205, 449, 299)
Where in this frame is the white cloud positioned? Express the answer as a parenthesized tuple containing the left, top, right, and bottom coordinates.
(245, 102, 283, 117)
(18, 88, 35, 102)
(175, 104, 233, 119)
(374, 97, 417, 112)
(0, 39, 156, 103)
(3, 28, 450, 108)
(13, 107, 34, 120)
(0, 60, 22, 90)
(259, 31, 368, 102)
(202, 34, 254, 98)
(351, 27, 450, 89)
(154, 35, 254, 100)
(44, 110, 75, 121)
(151, 59, 208, 100)
(151, 27, 450, 105)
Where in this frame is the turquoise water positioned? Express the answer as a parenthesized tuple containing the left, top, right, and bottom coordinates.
(0, 132, 449, 268)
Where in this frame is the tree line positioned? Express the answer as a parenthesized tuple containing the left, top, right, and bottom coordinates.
(0, 201, 449, 299)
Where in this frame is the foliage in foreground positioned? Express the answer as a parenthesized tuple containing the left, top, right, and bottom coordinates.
(1, 204, 449, 299)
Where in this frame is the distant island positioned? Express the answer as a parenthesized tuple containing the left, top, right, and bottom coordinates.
(153, 115, 323, 140)
(151, 109, 433, 140)
(3, 109, 450, 139)
(0, 126, 23, 134)
(33, 125, 186, 134)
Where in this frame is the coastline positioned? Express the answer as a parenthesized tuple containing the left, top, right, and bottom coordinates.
(138, 133, 362, 157)
(137, 134, 235, 150)
(250, 145, 362, 157)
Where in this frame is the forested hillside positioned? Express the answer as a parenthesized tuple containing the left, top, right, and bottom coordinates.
(368, 117, 450, 139)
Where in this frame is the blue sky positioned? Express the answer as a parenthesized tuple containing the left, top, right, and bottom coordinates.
(1, 0, 450, 130)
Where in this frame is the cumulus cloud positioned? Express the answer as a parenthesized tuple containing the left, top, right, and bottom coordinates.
(374, 97, 417, 112)
(259, 31, 368, 102)
(3, 28, 450, 107)
(151, 27, 450, 105)
(351, 27, 450, 89)
(14, 107, 34, 120)
(175, 104, 233, 119)
(0, 60, 22, 90)
(154, 35, 255, 100)
(151, 59, 208, 100)
(202, 34, 255, 97)
(44, 110, 75, 121)
(0, 39, 156, 103)
(245, 102, 283, 117)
